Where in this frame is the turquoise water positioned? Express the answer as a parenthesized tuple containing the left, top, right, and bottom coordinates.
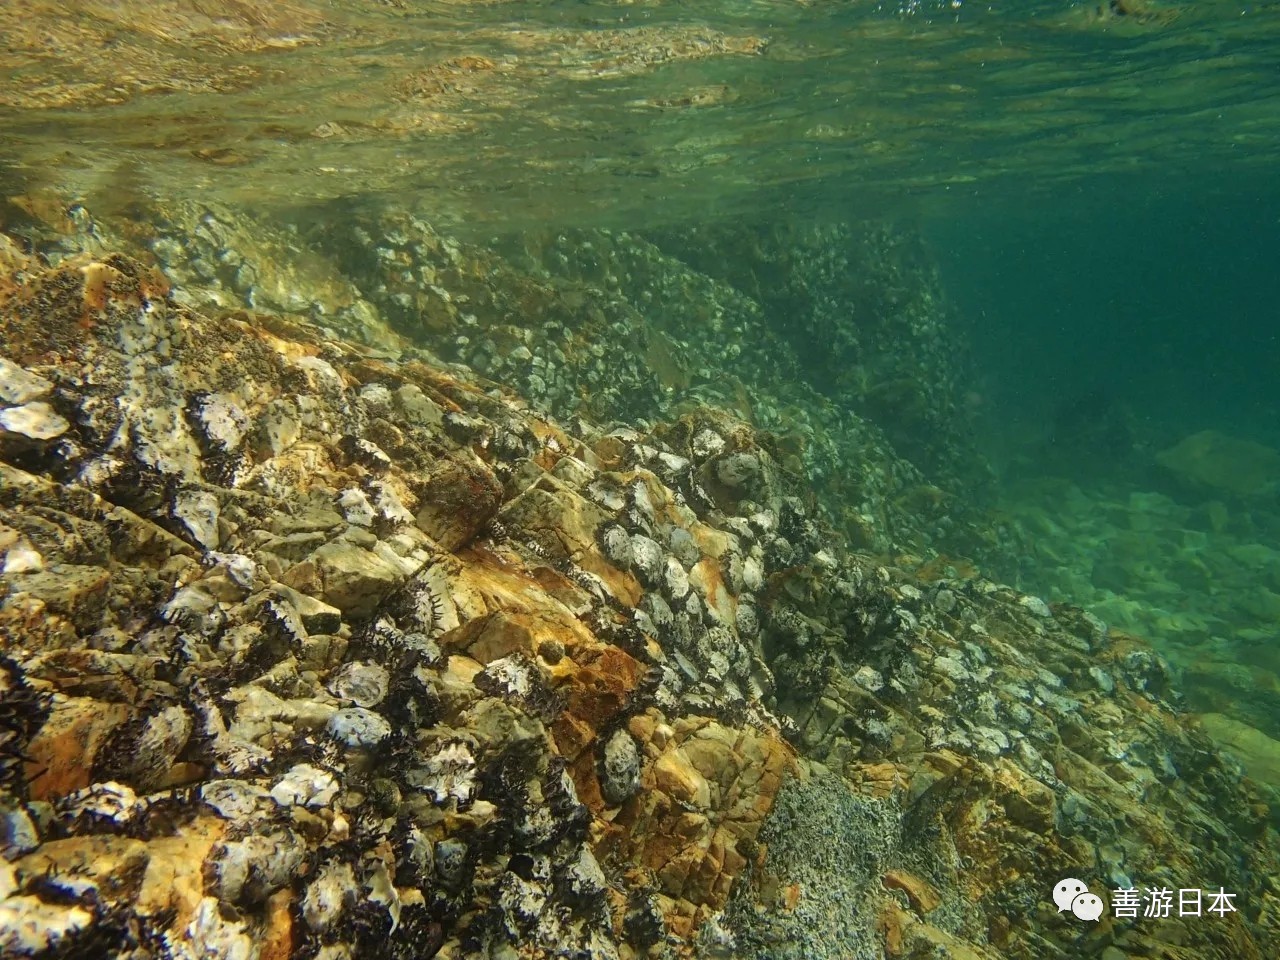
(930, 178, 1280, 454)
(6, 1, 1280, 956)
(4, 0, 1278, 786)
(928, 174, 1280, 721)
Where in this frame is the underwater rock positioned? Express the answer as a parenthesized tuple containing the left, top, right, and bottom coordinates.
(271, 763, 340, 809)
(326, 707, 392, 747)
(599, 728, 641, 805)
(327, 660, 391, 708)
(1157, 429, 1280, 497)
(0, 401, 68, 442)
(0, 232, 1277, 960)
(413, 456, 503, 550)
(715, 450, 762, 490)
(1196, 713, 1280, 789)
(291, 540, 410, 618)
(0, 357, 54, 405)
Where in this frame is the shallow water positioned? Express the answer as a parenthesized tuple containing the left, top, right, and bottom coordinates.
(5, 0, 1280, 955)
(5, 1, 1280, 231)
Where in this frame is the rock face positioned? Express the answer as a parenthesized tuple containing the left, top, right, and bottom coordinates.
(1156, 429, 1280, 497)
(0, 244, 794, 958)
(1, 229, 1279, 960)
(40, 201, 996, 565)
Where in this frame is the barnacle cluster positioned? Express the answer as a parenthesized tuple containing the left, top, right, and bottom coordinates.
(0, 245, 797, 958)
(2, 217, 1278, 960)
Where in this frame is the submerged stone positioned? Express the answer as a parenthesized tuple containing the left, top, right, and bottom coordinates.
(1157, 429, 1280, 497)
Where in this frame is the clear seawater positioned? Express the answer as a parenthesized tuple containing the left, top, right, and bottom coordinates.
(6, 0, 1280, 901)
(933, 175, 1280, 740)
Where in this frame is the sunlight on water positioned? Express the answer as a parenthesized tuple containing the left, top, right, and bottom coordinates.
(3, 0, 1279, 229)
(4, 2, 1280, 956)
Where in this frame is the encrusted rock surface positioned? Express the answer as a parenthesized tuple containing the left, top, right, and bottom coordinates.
(20, 200, 999, 563)
(1, 225, 1278, 960)
(0, 240, 793, 958)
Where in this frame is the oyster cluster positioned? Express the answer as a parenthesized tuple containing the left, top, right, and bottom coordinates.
(1, 218, 1279, 960)
(0, 243, 793, 958)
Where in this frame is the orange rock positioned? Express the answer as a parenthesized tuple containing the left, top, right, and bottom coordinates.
(607, 716, 791, 913)
(135, 817, 226, 928)
(652, 751, 711, 809)
(26, 696, 130, 800)
(627, 710, 670, 752)
(882, 868, 942, 915)
(689, 557, 734, 625)
(79, 261, 122, 322)
(992, 760, 1056, 833)
(18, 835, 151, 902)
(260, 888, 295, 960)
(879, 900, 909, 957)
(857, 760, 907, 798)
(570, 750, 606, 811)
(553, 711, 597, 763)
(453, 611, 538, 662)
(577, 549, 643, 608)
(413, 456, 503, 551)
(564, 651, 642, 729)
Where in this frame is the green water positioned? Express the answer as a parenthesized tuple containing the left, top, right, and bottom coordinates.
(6, 0, 1280, 937)
(6, 0, 1280, 718)
(922, 174, 1280, 737)
(6, 1, 1280, 230)
(930, 179, 1280, 453)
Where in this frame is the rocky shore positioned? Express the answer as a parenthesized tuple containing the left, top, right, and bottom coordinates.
(2, 217, 1279, 959)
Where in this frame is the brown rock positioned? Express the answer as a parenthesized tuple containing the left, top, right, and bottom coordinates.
(18, 835, 151, 902)
(26, 696, 131, 800)
(134, 818, 226, 927)
(652, 751, 711, 809)
(260, 888, 295, 960)
(5, 565, 112, 633)
(497, 480, 612, 564)
(414, 456, 503, 551)
(611, 713, 791, 914)
(287, 540, 408, 618)
(883, 868, 942, 915)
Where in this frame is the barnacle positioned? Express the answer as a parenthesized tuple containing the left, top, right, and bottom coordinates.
(325, 708, 392, 749)
(627, 533, 664, 585)
(473, 653, 562, 721)
(433, 837, 472, 893)
(3, 898, 179, 960)
(376, 658, 443, 730)
(0, 657, 51, 800)
(626, 664, 665, 713)
(204, 821, 306, 905)
(563, 564, 612, 608)
(93, 703, 192, 793)
(488, 420, 535, 462)
(476, 743, 538, 808)
(302, 858, 357, 933)
(541, 758, 590, 847)
(337, 434, 392, 474)
(412, 738, 477, 809)
(365, 571, 449, 646)
(623, 891, 665, 949)
(388, 820, 434, 888)
(598, 728, 641, 806)
(270, 763, 339, 809)
(597, 523, 632, 568)
(327, 661, 390, 708)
